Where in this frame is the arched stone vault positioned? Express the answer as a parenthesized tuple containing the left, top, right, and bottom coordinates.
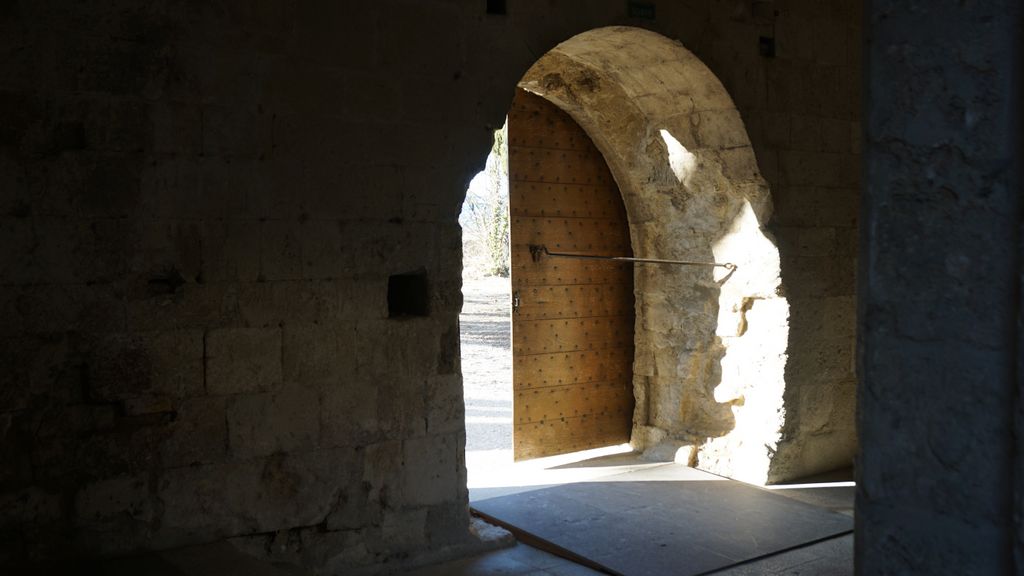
(518, 27, 789, 484)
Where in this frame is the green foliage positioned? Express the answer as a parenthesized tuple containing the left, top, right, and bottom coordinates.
(460, 121, 510, 278)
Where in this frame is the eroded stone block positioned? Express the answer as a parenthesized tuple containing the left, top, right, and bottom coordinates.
(321, 375, 378, 448)
(226, 384, 319, 459)
(399, 435, 457, 507)
(206, 327, 281, 395)
(162, 396, 227, 467)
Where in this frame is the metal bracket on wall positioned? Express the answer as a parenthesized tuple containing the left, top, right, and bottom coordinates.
(529, 244, 736, 271)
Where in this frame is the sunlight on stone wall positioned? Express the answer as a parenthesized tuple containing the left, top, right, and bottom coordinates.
(521, 28, 795, 485)
(703, 200, 789, 484)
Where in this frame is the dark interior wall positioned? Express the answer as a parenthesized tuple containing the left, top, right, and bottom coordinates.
(0, 1, 862, 571)
(858, 0, 1022, 573)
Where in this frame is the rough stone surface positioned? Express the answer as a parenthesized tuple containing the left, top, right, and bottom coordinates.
(0, 1, 863, 573)
(858, 1, 1023, 573)
(519, 25, 857, 485)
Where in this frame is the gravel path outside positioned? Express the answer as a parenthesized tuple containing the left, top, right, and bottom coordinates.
(460, 277, 513, 453)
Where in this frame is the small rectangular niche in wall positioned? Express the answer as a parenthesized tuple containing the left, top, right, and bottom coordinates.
(388, 271, 430, 318)
(486, 0, 506, 15)
(628, 1, 656, 19)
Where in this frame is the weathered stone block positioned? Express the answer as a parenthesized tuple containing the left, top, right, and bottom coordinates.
(787, 296, 857, 339)
(399, 435, 457, 507)
(780, 254, 856, 298)
(162, 396, 227, 467)
(201, 105, 271, 159)
(819, 118, 855, 153)
(74, 97, 149, 153)
(252, 449, 358, 530)
(290, 1, 378, 70)
(125, 283, 238, 331)
(795, 226, 838, 256)
(0, 216, 34, 285)
(260, 220, 302, 281)
(321, 376, 378, 448)
(788, 114, 824, 152)
(425, 375, 464, 436)
(28, 217, 125, 285)
(381, 507, 427, 553)
(786, 332, 855, 384)
(30, 409, 146, 484)
(772, 185, 860, 228)
(0, 487, 62, 532)
(199, 158, 262, 217)
(122, 396, 174, 415)
(345, 222, 439, 276)
(425, 500, 468, 545)
(237, 279, 346, 328)
(149, 100, 202, 155)
(138, 157, 203, 219)
(0, 412, 32, 491)
(299, 219, 347, 280)
(779, 150, 844, 187)
(715, 146, 763, 183)
(157, 449, 357, 545)
(126, 218, 202, 282)
(200, 219, 261, 284)
(226, 384, 319, 459)
(282, 324, 355, 385)
(323, 456, 374, 530)
(301, 164, 404, 221)
(88, 330, 203, 400)
(206, 327, 281, 395)
(757, 112, 790, 149)
(157, 459, 263, 542)
(362, 440, 402, 511)
(377, 375, 426, 438)
(39, 153, 140, 219)
(356, 319, 437, 379)
(692, 108, 751, 149)
(74, 473, 153, 528)
(377, 0, 464, 76)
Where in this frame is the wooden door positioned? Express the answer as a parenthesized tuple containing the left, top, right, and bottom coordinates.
(508, 89, 635, 461)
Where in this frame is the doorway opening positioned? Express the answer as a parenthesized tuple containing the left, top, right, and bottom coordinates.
(461, 23, 857, 494)
(459, 119, 514, 480)
(459, 96, 642, 496)
(452, 24, 858, 576)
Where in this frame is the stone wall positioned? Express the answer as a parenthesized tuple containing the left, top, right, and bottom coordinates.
(516, 4, 862, 484)
(0, 1, 862, 571)
(518, 28, 790, 485)
(858, 1, 1023, 572)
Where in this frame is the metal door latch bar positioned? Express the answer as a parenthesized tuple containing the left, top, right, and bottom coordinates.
(529, 244, 736, 270)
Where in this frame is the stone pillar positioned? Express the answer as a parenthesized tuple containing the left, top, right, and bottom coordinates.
(858, 1, 1022, 573)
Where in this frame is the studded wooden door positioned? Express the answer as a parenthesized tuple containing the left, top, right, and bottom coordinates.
(508, 89, 635, 461)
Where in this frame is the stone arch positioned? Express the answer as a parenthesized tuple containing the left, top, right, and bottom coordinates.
(518, 26, 788, 484)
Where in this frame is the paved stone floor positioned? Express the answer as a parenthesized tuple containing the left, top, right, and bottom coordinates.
(425, 456, 854, 576)
(408, 533, 852, 576)
(406, 541, 606, 576)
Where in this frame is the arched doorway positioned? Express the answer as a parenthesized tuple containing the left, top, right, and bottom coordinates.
(463, 25, 857, 488)
(456, 23, 857, 576)
(512, 26, 790, 484)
